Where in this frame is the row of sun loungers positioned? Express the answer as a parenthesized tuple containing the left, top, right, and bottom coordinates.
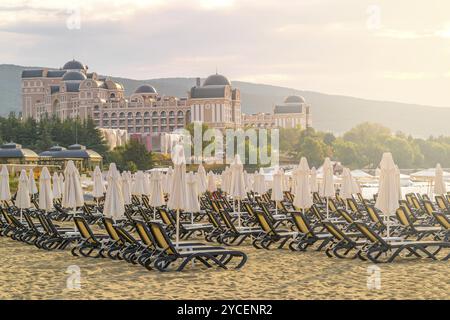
(1, 190, 450, 271)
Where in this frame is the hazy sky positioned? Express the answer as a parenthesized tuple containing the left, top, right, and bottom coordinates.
(1, 0, 450, 107)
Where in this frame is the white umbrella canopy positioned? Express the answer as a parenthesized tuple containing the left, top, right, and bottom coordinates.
(309, 167, 319, 193)
(320, 157, 335, 198)
(0, 164, 11, 202)
(149, 171, 166, 207)
(320, 157, 335, 218)
(207, 171, 217, 192)
(163, 167, 173, 194)
(253, 170, 267, 195)
(271, 167, 284, 202)
(38, 167, 53, 211)
(230, 155, 247, 227)
(104, 163, 125, 221)
(221, 167, 232, 194)
(52, 172, 62, 199)
(28, 168, 38, 195)
(293, 157, 313, 210)
(62, 160, 84, 210)
(340, 167, 354, 200)
(143, 173, 152, 196)
(132, 171, 145, 197)
(197, 164, 207, 194)
(185, 172, 200, 213)
(167, 143, 188, 247)
(243, 170, 251, 192)
(16, 169, 30, 210)
(58, 173, 64, 196)
(434, 163, 447, 195)
(121, 171, 132, 205)
(92, 166, 105, 198)
(229, 155, 246, 200)
(410, 167, 450, 181)
(351, 169, 376, 183)
(375, 152, 400, 237)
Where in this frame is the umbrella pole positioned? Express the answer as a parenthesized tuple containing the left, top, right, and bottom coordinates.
(153, 207, 156, 221)
(238, 199, 241, 228)
(176, 208, 180, 249)
(275, 201, 278, 216)
(20, 208, 23, 223)
(326, 197, 329, 219)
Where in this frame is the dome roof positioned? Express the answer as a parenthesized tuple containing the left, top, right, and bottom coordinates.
(284, 95, 305, 104)
(134, 84, 157, 94)
(203, 74, 231, 86)
(62, 71, 87, 81)
(62, 59, 86, 70)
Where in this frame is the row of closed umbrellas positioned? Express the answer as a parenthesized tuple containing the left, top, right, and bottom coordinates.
(1, 143, 448, 244)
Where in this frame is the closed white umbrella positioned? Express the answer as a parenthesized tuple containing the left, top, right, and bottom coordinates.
(207, 171, 217, 192)
(310, 167, 319, 193)
(149, 171, 165, 220)
(16, 169, 30, 221)
(253, 170, 266, 195)
(0, 164, 11, 204)
(282, 170, 291, 192)
(243, 170, 252, 192)
(197, 164, 207, 194)
(293, 157, 313, 211)
(320, 157, 335, 218)
(29, 168, 38, 196)
(62, 160, 84, 211)
(38, 167, 53, 212)
(271, 167, 284, 215)
(104, 163, 125, 221)
(230, 155, 246, 227)
(167, 143, 187, 247)
(221, 167, 232, 194)
(132, 171, 145, 198)
(121, 171, 132, 205)
(375, 152, 399, 238)
(52, 172, 62, 199)
(340, 167, 354, 202)
(185, 172, 200, 224)
(434, 163, 447, 195)
(92, 166, 105, 199)
(163, 167, 173, 195)
(143, 173, 151, 196)
(58, 173, 64, 196)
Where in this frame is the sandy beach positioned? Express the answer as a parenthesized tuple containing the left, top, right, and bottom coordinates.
(1, 234, 449, 300)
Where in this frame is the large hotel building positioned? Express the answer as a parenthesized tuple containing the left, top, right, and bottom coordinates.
(21, 59, 311, 150)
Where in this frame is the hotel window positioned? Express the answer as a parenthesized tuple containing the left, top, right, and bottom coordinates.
(127, 112, 133, 119)
(144, 112, 150, 118)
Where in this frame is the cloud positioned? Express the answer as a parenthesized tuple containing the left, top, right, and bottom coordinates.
(2, 0, 450, 107)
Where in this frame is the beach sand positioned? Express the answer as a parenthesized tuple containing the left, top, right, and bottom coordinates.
(1, 235, 449, 300)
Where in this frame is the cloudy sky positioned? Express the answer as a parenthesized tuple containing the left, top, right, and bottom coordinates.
(1, 0, 450, 107)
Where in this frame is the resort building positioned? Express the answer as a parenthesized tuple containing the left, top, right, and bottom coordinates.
(21, 59, 312, 151)
(188, 74, 241, 129)
(242, 95, 312, 129)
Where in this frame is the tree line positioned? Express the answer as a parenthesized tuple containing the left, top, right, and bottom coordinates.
(1, 113, 448, 170)
(280, 122, 450, 169)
